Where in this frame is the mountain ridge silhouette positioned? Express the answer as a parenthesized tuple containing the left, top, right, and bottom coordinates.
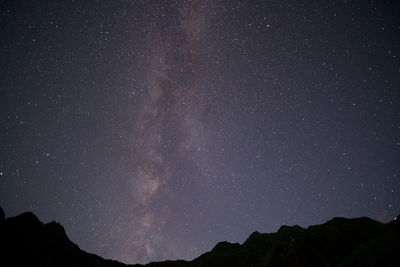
(1, 207, 398, 267)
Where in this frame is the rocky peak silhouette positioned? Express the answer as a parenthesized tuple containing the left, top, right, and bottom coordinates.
(1, 207, 398, 267)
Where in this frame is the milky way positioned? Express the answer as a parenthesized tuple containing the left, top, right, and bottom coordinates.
(1, 0, 399, 265)
(112, 1, 210, 263)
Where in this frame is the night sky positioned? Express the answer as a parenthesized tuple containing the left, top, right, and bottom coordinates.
(1, 0, 399, 264)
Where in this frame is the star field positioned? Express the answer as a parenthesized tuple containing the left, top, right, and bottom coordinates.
(1, 0, 399, 264)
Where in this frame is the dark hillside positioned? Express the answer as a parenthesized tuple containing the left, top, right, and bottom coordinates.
(1, 207, 398, 267)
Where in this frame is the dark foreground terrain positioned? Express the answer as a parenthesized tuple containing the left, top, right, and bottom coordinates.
(0, 207, 398, 267)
